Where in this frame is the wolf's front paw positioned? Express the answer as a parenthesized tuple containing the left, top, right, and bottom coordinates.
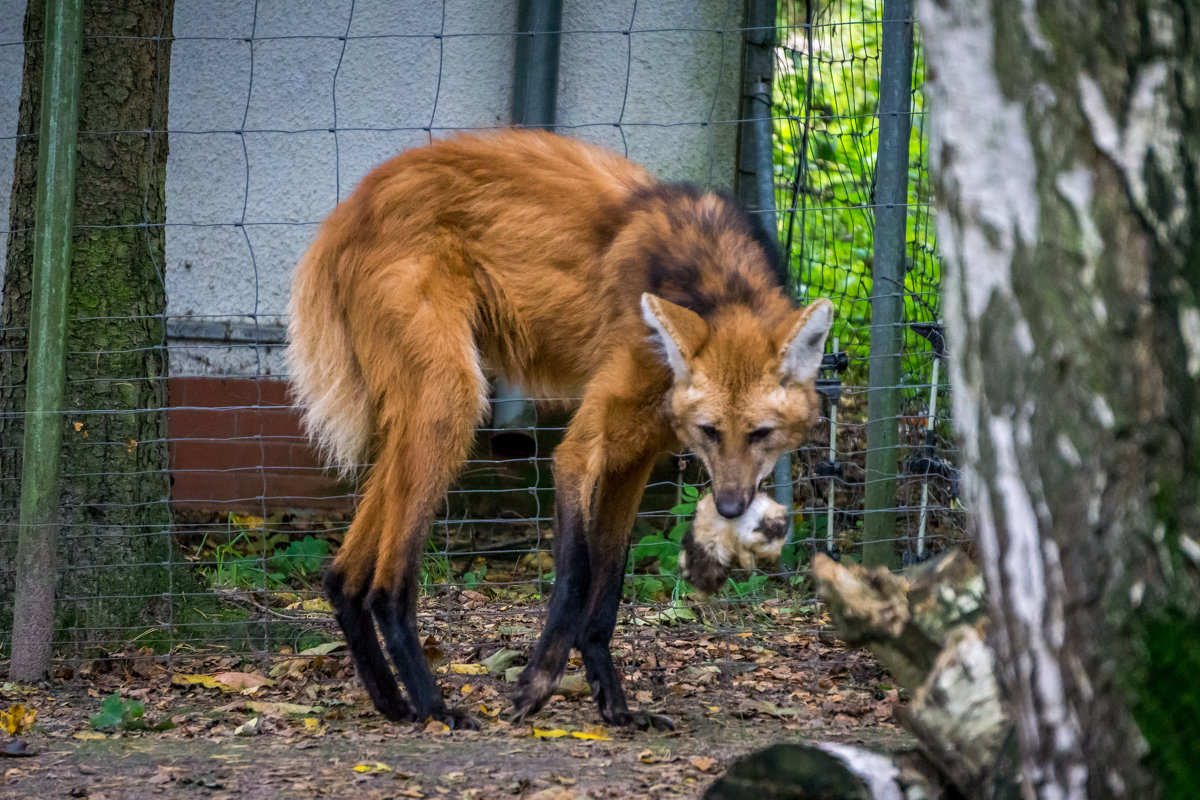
(431, 706, 480, 730)
(603, 705, 676, 731)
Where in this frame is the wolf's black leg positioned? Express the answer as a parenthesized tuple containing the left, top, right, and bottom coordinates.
(512, 486, 591, 721)
(577, 458, 675, 730)
(325, 569, 411, 721)
(371, 565, 479, 729)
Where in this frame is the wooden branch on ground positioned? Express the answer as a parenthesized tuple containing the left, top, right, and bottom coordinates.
(706, 551, 1019, 800)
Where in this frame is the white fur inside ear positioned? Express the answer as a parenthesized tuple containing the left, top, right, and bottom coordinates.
(641, 294, 690, 383)
(781, 300, 833, 384)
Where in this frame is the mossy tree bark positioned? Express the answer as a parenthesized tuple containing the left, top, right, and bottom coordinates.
(1, 0, 175, 651)
(917, 1, 1200, 798)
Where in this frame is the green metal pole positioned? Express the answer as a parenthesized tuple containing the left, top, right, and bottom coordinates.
(491, 0, 563, 458)
(512, 0, 562, 131)
(10, 0, 84, 682)
(862, 0, 913, 569)
(736, 0, 794, 531)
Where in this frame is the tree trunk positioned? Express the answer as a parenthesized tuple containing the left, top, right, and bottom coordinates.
(916, 1, 1200, 798)
(1, 0, 175, 652)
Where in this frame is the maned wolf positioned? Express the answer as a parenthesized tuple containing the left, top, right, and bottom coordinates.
(287, 130, 833, 729)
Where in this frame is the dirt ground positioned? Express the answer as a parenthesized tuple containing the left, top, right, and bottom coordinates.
(1, 597, 908, 800)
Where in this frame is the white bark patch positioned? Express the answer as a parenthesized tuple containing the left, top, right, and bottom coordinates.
(1018, 0, 1051, 56)
(1054, 168, 1107, 323)
(1055, 434, 1081, 468)
(1079, 65, 1186, 244)
(989, 415, 1087, 800)
(1179, 307, 1200, 377)
(815, 742, 903, 800)
(919, 0, 1039, 322)
(912, 625, 1008, 775)
(1091, 395, 1116, 429)
(1179, 534, 1200, 565)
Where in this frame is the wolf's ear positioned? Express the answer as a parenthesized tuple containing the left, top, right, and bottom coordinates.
(641, 293, 708, 384)
(778, 299, 834, 385)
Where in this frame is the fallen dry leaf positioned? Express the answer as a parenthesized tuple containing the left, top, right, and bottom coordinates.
(214, 672, 275, 692)
(233, 717, 261, 736)
(571, 727, 611, 741)
(533, 728, 568, 738)
(450, 663, 487, 675)
(0, 705, 36, 735)
(689, 755, 717, 772)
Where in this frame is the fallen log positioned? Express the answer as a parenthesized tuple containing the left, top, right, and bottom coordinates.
(706, 551, 1020, 800)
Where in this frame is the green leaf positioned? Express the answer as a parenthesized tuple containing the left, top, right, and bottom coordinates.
(89, 693, 145, 730)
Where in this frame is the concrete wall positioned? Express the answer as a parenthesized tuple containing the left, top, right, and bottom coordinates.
(164, 0, 745, 376)
(0, 0, 746, 375)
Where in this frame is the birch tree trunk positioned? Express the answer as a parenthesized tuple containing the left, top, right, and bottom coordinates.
(916, 2, 1200, 798)
(1, 0, 175, 657)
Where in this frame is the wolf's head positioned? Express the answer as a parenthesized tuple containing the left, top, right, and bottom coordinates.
(642, 293, 833, 518)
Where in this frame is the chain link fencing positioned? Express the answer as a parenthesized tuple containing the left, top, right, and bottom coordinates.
(0, 0, 964, 675)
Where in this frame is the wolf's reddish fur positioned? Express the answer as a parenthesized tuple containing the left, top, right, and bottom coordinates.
(287, 130, 832, 727)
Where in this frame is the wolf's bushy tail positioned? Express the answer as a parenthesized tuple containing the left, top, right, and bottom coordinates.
(286, 235, 371, 478)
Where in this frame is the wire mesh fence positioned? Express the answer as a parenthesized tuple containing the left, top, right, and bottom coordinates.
(0, 0, 965, 673)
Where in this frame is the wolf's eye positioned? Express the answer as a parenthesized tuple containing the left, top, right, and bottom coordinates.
(698, 424, 722, 443)
(747, 426, 774, 444)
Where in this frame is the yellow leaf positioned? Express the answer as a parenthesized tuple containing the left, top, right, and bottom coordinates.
(0, 705, 36, 735)
(73, 731, 107, 740)
(228, 513, 265, 530)
(172, 673, 222, 690)
(214, 671, 275, 692)
(284, 599, 334, 614)
(449, 663, 487, 675)
(172, 671, 274, 693)
(423, 719, 450, 734)
(303, 717, 321, 732)
(460, 684, 474, 695)
(353, 762, 392, 774)
(242, 700, 319, 716)
(570, 727, 611, 741)
(533, 728, 569, 738)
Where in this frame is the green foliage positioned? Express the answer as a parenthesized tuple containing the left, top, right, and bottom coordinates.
(197, 516, 331, 591)
(89, 693, 144, 731)
(89, 692, 175, 732)
(267, 535, 330, 581)
(462, 563, 488, 591)
(627, 483, 800, 604)
(1127, 606, 1200, 799)
(625, 483, 697, 602)
(774, 0, 942, 392)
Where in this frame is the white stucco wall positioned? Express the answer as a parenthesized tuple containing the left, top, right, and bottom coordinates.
(0, 0, 745, 376)
(0, 0, 26, 286)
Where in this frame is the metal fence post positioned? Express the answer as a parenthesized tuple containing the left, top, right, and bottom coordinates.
(490, 0, 565, 457)
(862, 0, 914, 569)
(10, 0, 84, 681)
(737, 0, 794, 530)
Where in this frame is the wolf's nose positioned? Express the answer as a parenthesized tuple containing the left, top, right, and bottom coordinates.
(714, 490, 748, 519)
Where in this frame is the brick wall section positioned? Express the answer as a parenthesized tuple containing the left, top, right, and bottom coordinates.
(168, 377, 353, 513)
